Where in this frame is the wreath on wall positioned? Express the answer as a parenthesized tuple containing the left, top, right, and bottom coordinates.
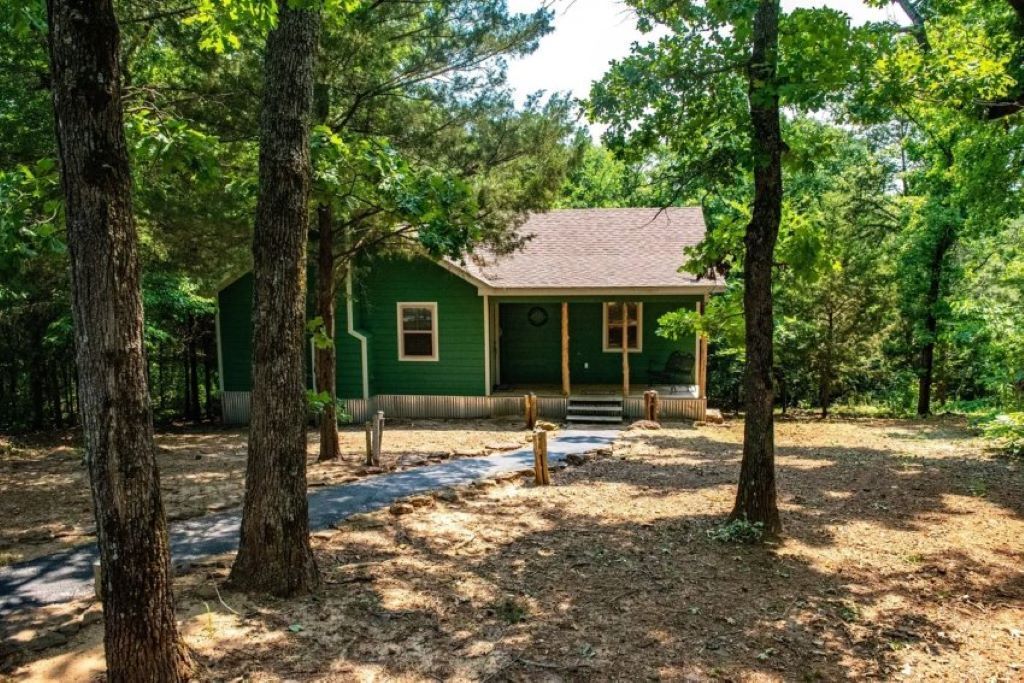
(527, 306, 549, 327)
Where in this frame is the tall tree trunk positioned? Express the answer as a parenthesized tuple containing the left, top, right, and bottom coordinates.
(46, 0, 193, 678)
(203, 332, 214, 420)
(64, 362, 76, 426)
(729, 0, 783, 537)
(316, 204, 341, 462)
(29, 326, 46, 430)
(229, 1, 321, 596)
(187, 316, 201, 422)
(158, 342, 166, 413)
(49, 360, 64, 428)
(917, 226, 952, 416)
(820, 309, 834, 419)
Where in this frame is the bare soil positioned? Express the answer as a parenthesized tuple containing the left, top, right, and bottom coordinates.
(4, 416, 1024, 682)
(0, 419, 529, 566)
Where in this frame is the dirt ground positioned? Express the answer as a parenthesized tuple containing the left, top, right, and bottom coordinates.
(4, 416, 1024, 681)
(0, 419, 529, 566)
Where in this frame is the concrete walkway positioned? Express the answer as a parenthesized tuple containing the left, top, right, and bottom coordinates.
(0, 428, 618, 617)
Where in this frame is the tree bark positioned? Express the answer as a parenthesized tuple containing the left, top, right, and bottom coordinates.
(820, 308, 834, 419)
(187, 315, 201, 422)
(316, 203, 341, 462)
(729, 0, 783, 537)
(29, 325, 46, 430)
(203, 332, 214, 420)
(46, 0, 193, 678)
(49, 360, 64, 428)
(917, 226, 952, 416)
(229, 1, 321, 596)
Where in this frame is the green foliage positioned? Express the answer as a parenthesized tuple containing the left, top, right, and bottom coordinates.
(491, 597, 529, 625)
(306, 391, 352, 425)
(707, 518, 765, 544)
(977, 413, 1024, 458)
(306, 316, 334, 351)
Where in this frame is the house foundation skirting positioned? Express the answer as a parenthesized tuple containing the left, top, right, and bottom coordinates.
(220, 391, 707, 425)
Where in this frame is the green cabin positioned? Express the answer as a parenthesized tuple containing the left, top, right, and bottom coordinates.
(216, 208, 722, 424)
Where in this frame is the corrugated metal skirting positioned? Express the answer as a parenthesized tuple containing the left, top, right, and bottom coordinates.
(221, 391, 251, 425)
(221, 392, 706, 424)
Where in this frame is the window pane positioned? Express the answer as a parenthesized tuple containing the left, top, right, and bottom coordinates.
(627, 325, 639, 349)
(608, 326, 624, 349)
(403, 332, 433, 357)
(402, 307, 433, 331)
(608, 302, 623, 326)
(606, 303, 639, 349)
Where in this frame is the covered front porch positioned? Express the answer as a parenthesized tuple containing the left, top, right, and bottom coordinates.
(491, 383, 700, 399)
(487, 297, 708, 401)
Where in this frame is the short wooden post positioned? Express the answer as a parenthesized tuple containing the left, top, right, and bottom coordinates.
(533, 429, 550, 486)
(371, 410, 385, 466)
(525, 392, 538, 430)
(621, 302, 630, 398)
(364, 421, 373, 466)
(93, 560, 103, 601)
(561, 301, 570, 397)
(643, 390, 660, 423)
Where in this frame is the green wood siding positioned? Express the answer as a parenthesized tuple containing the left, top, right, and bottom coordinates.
(218, 272, 315, 393)
(334, 281, 367, 400)
(498, 296, 700, 387)
(218, 274, 253, 392)
(358, 255, 485, 396)
(217, 259, 700, 400)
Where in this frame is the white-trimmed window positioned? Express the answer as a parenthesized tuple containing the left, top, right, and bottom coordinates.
(397, 302, 439, 361)
(603, 302, 642, 353)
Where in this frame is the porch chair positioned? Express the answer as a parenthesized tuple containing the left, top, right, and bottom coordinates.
(647, 350, 692, 393)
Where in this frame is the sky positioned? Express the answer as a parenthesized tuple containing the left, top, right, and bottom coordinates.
(504, 0, 906, 115)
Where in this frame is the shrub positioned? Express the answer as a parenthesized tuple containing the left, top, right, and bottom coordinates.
(707, 518, 765, 544)
(979, 412, 1024, 458)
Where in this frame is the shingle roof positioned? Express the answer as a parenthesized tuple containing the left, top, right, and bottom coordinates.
(448, 207, 722, 292)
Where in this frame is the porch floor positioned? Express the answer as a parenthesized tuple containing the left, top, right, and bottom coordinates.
(491, 383, 700, 399)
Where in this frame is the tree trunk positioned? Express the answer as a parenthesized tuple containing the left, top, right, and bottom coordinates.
(729, 0, 783, 537)
(187, 316, 201, 422)
(181, 350, 190, 419)
(316, 203, 341, 462)
(30, 327, 46, 430)
(229, 1, 321, 596)
(203, 332, 214, 420)
(46, 0, 192, 678)
(820, 309, 834, 419)
(49, 360, 64, 428)
(917, 226, 952, 416)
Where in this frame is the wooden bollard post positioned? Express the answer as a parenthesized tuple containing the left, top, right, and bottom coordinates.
(525, 392, 538, 430)
(364, 421, 373, 465)
(372, 410, 385, 467)
(533, 429, 550, 486)
(643, 390, 661, 423)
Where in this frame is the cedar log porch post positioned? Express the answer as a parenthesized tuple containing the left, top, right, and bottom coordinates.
(698, 296, 709, 399)
(561, 302, 570, 397)
(621, 301, 630, 397)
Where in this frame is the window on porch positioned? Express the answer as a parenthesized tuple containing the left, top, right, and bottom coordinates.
(603, 302, 642, 352)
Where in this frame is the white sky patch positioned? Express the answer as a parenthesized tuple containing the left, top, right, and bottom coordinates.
(505, 0, 908, 134)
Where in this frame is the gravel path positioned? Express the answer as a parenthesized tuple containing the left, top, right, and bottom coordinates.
(0, 428, 618, 617)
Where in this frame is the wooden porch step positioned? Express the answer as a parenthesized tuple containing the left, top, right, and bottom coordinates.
(566, 414, 623, 423)
(567, 404, 622, 413)
(568, 394, 622, 403)
(566, 394, 624, 423)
